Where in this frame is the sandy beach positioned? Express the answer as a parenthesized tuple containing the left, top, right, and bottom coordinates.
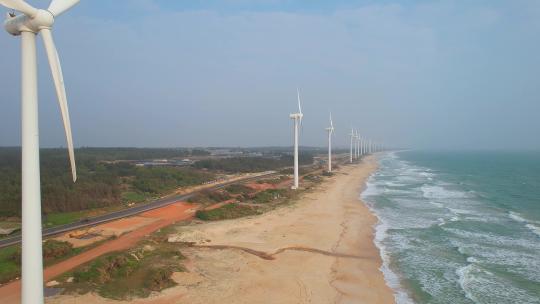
(44, 155, 394, 304)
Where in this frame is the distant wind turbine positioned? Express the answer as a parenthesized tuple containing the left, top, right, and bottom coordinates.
(353, 130, 358, 160)
(358, 136, 364, 156)
(1, 0, 80, 303)
(289, 88, 303, 189)
(356, 130, 360, 159)
(349, 128, 354, 163)
(325, 113, 334, 172)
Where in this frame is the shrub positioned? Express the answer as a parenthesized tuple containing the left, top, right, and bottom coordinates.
(252, 189, 287, 204)
(196, 204, 259, 221)
(225, 184, 253, 194)
(43, 240, 74, 261)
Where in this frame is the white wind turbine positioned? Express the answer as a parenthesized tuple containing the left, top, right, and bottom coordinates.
(355, 130, 360, 159)
(349, 127, 354, 163)
(358, 133, 363, 157)
(1, 0, 80, 303)
(289, 88, 303, 189)
(325, 113, 334, 172)
(362, 137, 367, 155)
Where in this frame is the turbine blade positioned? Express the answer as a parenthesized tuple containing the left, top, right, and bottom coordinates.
(0, 0, 37, 17)
(297, 88, 302, 115)
(47, 0, 79, 17)
(41, 29, 77, 182)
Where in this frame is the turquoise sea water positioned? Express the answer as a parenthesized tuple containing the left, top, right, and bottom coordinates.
(362, 151, 540, 304)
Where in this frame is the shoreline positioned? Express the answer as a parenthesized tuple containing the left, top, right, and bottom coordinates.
(48, 155, 395, 304)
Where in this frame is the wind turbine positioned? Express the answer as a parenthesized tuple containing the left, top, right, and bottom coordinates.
(353, 130, 357, 160)
(325, 113, 334, 172)
(363, 137, 367, 155)
(349, 128, 354, 163)
(2, 0, 80, 303)
(358, 136, 364, 156)
(289, 88, 303, 189)
(356, 130, 360, 159)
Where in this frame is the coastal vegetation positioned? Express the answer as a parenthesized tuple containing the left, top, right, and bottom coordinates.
(193, 154, 314, 173)
(187, 190, 232, 206)
(0, 239, 102, 284)
(0, 148, 312, 222)
(251, 189, 288, 204)
(0, 148, 215, 219)
(58, 229, 186, 300)
(195, 203, 260, 221)
(224, 184, 254, 194)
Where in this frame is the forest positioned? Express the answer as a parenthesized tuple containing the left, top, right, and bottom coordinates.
(0, 148, 311, 218)
(0, 148, 213, 217)
(193, 154, 313, 173)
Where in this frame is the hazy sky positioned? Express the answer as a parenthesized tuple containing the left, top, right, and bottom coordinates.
(1, 0, 539, 149)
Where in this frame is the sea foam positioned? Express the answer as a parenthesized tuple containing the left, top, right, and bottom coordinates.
(509, 211, 540, 238)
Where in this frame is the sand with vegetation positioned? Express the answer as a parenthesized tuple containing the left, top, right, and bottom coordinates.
(46, 155, 394, 304)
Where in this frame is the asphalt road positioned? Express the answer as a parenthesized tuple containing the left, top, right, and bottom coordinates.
(0, 172, 276, 249)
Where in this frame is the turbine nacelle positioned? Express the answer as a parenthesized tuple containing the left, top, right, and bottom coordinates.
(4, 9, 55, 35)
(2, 0, 80, 35)
(326, 113, 334, 134)
(289, 113, 303, 120)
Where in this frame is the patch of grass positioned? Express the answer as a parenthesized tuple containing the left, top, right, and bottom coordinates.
(224, 184, 253, 194)
(195, 203, 260, 221)
(0, 240, 76, 285)
(0, 245, 20, 284)
(252, 189, 288, 204)
(43, 211, 87, 228)
(279, 168, 310, 175)
(256, 176, 288, 185)
(43, 240, 75, 262)
(121, 191, 148, 204)
(0, 237, 114, 285)
(188, 189, 231, 205)
(61, 242, 185, 300)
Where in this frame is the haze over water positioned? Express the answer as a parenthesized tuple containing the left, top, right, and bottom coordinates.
(362, 151, 540, 304)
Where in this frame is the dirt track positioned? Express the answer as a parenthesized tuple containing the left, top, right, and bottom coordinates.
(190, 244, 374, 260)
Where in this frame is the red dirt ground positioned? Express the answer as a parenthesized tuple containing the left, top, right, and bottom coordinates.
(0, 202, 195, 304)
(98, 216, 154, 230)
(203, 199, 238, 211)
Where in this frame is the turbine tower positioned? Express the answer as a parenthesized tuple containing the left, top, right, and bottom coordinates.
(353, 130, 358, 160)
(356, 130, 360, 159)
(358, 136, 364, 156)
(325, 113, 334, 172)
(289, 88, 303, 189)
(1, 1, 80, 303)
(349, 128, 354, 163)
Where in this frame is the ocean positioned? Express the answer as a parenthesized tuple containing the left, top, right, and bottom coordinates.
(361, 151, 540, 304)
